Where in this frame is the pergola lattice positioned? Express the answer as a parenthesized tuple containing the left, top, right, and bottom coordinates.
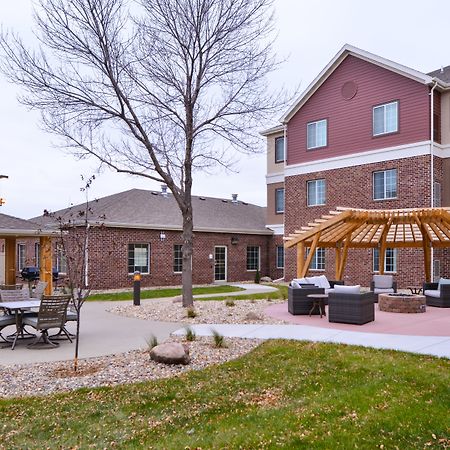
(284, 207, 450, 282)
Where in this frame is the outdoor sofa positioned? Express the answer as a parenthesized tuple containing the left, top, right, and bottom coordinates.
(288, 275, 344, 315)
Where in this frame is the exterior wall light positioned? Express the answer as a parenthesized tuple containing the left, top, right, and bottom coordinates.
(160, 231, 166, 241)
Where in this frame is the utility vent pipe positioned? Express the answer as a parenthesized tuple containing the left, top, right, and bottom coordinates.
(161, 184, 168, 197)
(231, 193, 238, 203)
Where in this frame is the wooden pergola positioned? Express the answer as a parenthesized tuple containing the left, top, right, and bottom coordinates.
(284, 207, 450, 282)
(0, 213, 58, 295)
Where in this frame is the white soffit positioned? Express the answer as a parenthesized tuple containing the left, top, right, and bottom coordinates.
(281, 44, 436, 124)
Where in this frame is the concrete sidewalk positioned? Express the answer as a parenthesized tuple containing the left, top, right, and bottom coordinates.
(172, 323, 450, 358)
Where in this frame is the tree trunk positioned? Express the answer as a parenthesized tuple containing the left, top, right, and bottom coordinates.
(74, 308, 81, 371)
(181, 206, 194, 308)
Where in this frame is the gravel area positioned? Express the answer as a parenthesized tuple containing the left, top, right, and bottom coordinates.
(108, 298, 287, 324)
(0, 337, 262, 399)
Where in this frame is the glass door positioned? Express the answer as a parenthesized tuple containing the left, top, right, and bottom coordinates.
(214, 246, 227, 282)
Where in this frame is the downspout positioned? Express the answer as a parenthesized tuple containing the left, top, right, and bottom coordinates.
(429, 80, 438, 280)
(283, 122, 287, 281)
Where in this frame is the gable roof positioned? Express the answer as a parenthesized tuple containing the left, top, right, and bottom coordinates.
(31, 189, 271, 235)
(281, 44, 449, 124)
(0, 212, 57, 237)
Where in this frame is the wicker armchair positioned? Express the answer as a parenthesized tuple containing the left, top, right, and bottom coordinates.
(328, 291, 376, 325)
(22, 295, 71, 348)
(0, 315, 16, 343)
(423, 282, 450, 308)
(288, 286, 325, 315)
(370, 275, 397, 294)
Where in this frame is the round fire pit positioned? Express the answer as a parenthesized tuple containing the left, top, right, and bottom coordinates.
(378, 293, 426, 313)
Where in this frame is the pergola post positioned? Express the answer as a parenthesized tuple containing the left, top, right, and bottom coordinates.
(4, 237, 16, 285)
(296, 242, 305, 278)
(337, 236, 350, 280)
(40, 236, 53, 295)
(301, 232, 321, 278)
(335, 245, 341, 280)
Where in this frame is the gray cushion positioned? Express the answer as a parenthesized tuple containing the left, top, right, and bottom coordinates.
(0, 315, 16, 327)
(424, 289, 441, 298)
(373, 275, 394, 289)
(334, 284, 361, 294)
(438, 278, 450, 290)
(374, 287, 395, 294)
(22, 316, 39, 327)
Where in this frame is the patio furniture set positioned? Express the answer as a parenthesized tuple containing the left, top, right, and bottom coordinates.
(0, 283, 76, 350)
(288, 274, 450, 325)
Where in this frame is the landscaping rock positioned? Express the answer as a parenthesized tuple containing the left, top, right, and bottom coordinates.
(150, 342, 190, 365)
(260, 276, 272, 283)
(245, 311, 263, 321)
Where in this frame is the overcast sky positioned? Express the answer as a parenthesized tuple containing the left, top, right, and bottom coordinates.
(1, 0, 450, 219)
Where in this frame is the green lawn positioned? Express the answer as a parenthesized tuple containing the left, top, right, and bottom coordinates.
(88, 284, 245, 301)
(197, 283, 288, 301)
(1, 341, 448, 449)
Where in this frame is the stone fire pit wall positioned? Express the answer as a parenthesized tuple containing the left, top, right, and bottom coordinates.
(378, 293, 426, 313)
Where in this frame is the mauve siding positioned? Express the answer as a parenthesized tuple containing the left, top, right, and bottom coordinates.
(287, 55, 430, 165)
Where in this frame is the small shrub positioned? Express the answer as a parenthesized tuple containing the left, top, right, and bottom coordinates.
(225, 298, 235, 307)
(147, 334, 158, 350)
(185, 326, 196, 341)
(211, 329, 226, 348)
(186, 307, 197, 318)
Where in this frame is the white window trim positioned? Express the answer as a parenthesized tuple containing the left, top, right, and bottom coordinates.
(306, 247, 326, 271)
(275, 136, 285, 163)
(373, 169, 397, 201)
(173, 244, 183, 274)
(307, 119, 327, 149)
(373, 248, 398, 274)
(276, 245, 284, 269)
(128, 243, 150, 275)
(307, 179, 326, 207)
(246, 246, 260, 272)
(373, 101, 398, 136)
(275, 188, 284, 214)
(17, 243, 26, 271)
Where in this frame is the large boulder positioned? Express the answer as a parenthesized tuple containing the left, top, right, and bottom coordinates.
(260, 276, 272, 283)
(150, 342, 190, 365)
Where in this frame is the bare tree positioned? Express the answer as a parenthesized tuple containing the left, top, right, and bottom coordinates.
(0, 0, 285, 307)
(46, 174, 101, 371)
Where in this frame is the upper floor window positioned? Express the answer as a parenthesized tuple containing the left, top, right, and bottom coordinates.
(373, 248, 397, 273)
(307, 179, 326, 206)
(276, 246, 284, 269)
(373, 169, 397, 200)
(275, 188, 285, 214)
(275, 136, 285, 163)
(128, 243, 150, 274)
(246, 246, 260, 271)
(373, 101, 398, 136)
(307, 119, 327, 149)
(173, 244, 183, 273)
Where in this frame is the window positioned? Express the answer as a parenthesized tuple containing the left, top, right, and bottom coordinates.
(373, 248, 397, 273)
(246, 246, 260, 271)
(433, 259, 440, 283)
(128, 243, 150, 274)
(373, 101, 398, 136)
(306, 247, 325, 270)
(307, 119, 327, 149)
(373, 169, 397, 200)
(173, 244, 183, 273)
(17, 244, 26, 271)
(434, 181, 442, 207)
(276, 246, 284, 269)
(307, 179, 326, 206)
(56, 244, 67, 274)
(34, 243, 40, 268)
(275, 136, 285, 163)
(275, 188, 285, 213)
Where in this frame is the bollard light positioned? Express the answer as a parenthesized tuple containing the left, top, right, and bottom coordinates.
(133, 271, 141, 306)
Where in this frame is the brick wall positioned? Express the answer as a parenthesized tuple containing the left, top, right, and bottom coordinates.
(284, 155, 449, 287)
(82, 227, 273, 289)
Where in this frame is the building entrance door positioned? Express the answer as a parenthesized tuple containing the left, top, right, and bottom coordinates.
(214, 246, 227, 282)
